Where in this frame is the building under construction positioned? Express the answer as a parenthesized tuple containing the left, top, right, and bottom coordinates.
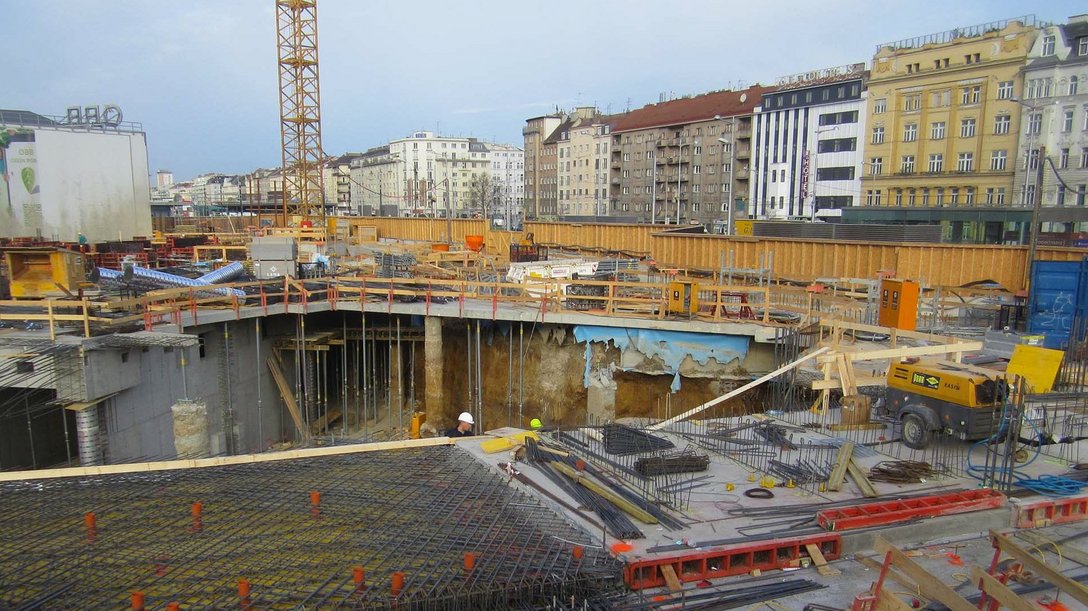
(1, 216, 1088, 609)
(2, 2, 1087, 606)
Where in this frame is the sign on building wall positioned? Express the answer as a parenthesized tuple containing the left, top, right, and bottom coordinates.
(0, 128, 42, 236)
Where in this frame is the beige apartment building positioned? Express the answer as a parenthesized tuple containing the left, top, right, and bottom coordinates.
(556, 107, 613, 218)
(523, 114, 562, 220)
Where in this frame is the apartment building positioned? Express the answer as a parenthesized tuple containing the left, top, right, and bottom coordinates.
(488, 142, 525, 225)
(1013, 15, 1088, 223)
(523, 114, 562, 219)
(610, 86, 768, 227)
(751, 64, 868, 221)
(556, 107, 613, 218)
(860, 17, 1042, 241)
(348, 132, 521, 217)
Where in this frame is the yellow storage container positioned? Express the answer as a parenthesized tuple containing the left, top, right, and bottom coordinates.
(4, 247, 87, 299)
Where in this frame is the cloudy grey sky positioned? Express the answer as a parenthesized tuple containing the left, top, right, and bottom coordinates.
(5, 1, 1082, 180)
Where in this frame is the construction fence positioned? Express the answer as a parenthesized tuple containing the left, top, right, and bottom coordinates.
(151, 217, 1088, 292)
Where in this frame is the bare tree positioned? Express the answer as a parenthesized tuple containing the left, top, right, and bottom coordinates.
(467, 173, 493, 217)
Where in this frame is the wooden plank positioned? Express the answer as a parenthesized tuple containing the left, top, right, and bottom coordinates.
(0, 437, 453, 482)
(846, 457, 878, 498)
(855, 554, 917, 594)
(266, 356, 310, 442)
(660, 564, 682, 593)
(1016, 531, 1088, 568)
(827, 441, 854, 492)
(647, 347, 830, 430)
(872, 537, 977, 611)
(836, 353, 858, 396)
(991, 530, 1088, 606)
(969, 566, 1035, 611)
(811, 376, 887, 390)
(804, 543, 841, 576)
(552, 462, 658, 524)
(817, 341, 984, 364)
(873, 589, 915, 611)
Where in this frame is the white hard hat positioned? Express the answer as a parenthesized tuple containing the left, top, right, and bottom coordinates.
(458, 411, 475, 425)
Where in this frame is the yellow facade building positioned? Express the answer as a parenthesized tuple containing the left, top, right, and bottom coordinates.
(862, 18, 1042, 214)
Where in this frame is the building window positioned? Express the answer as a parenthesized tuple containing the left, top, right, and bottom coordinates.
(950, 187, 960, 205)
(901, 155, 915, 174)
(1078, 185, 1087, 206)
(817, 138, 857, 153)
(693, 145, 702, 155)
(693, 165, 701, 174)
(961, 85, 981, 105)
(623, 153, 630, 161)
(997, 80, 1014, 99)
(1023, 183, 1036, 205)
(908, 189, 917, 206)
(1041, 34, 1055, 56)
(622, 170, 629, 178)
(994, 114, 1011, 134)
(1058, 185, 1067, 206)
(894, 190, 903, 206)
(872, 126, 885, 144)
(869, 157, 883, 176)
(815, 166, 855, 181)
(1060, 148, 1070, 169)
(1063, 109, 1074, 132)
(931, 121, 946, 139)
(1070, 76, 1079, 96)
(865, 190, 882, 206)
(960, 118, 976, 138)
(1027, 149, 1040, 170)
(873, 98, 887, 114)
(622, 187, 629, 194)
(903, 123, 917, 142)
(921, 188, 930, 206)
(927, 154, 944, 173)
(1027, 113, 1042, 135)
(935, 188, 945, 206)
(1082, 147, 1088, 168)
(990, 150, 1007, 171)
(965, 187, 976, 205)
(957, 152, 974, 172)
(904, 94, 921, 111)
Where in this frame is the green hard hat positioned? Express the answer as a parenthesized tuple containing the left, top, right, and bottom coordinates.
(530, 418, 542, 429)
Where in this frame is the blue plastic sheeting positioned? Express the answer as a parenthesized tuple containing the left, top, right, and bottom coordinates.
(1028, 257, 1088, 350)
(572, 326, 749, 392)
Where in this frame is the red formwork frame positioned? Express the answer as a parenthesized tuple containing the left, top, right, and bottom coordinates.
(1010, 493, 1088, 529)
(623, 533, 841, 590)
(817, 489, 1006, 532)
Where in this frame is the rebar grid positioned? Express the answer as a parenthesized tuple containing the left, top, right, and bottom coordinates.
(0, 446, 623, 609)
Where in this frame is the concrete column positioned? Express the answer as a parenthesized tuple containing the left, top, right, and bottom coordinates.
(390, 341, 404, 413)
(423, 317, 445, 426)
(171, 399, 210, 458)
(75, 407, 101, 466)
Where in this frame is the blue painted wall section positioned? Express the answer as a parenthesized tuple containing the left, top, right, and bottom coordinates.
(572, 326, 749, 392)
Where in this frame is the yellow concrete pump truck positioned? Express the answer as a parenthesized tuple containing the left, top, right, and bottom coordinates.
(885, 359, 1009, 450)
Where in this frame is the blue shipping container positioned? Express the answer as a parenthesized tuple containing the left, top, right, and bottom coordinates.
(1027, 257, 1088, 350)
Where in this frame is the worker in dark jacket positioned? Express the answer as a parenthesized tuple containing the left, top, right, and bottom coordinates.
(446, 412, 475, 437)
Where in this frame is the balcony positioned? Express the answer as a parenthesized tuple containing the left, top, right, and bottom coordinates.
(734, 168, 749, 180)
(656, 138, 681, 148)
(734, 146, 751, 159)
(658, 174, 689, 183)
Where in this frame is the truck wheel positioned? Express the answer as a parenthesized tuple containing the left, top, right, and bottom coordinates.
(901, 413, 931, 450)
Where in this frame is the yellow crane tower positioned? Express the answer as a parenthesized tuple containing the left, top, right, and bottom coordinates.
(275, 0, 326, 230)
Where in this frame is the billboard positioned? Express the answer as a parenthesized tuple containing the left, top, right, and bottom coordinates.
(0, 129, 41, 237)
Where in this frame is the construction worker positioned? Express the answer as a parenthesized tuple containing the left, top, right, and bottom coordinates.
(446, 412, 474, 437)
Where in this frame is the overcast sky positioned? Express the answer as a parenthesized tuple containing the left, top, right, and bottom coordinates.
(5, 1, 1083, 180)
